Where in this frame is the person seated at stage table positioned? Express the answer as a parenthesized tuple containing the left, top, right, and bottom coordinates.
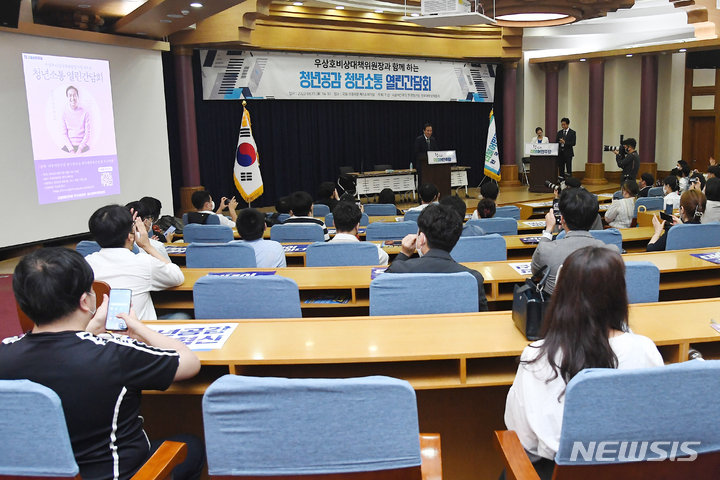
(505, 246, 663, 480)
(604, 179, 639, 229)
(125, 201, 170, 261)
(638, 172, 654, 197)
(190, 190, 238, 228)
(85, 205, 185, 320)
(1, 247, 204, 480)
(235, 208, 286, 268)
(406, 183, 439, 213)
(378, 188, 403, 215)
(387, 203, 488, 312)
(283, 191, 330, 241)
(662, 176, 681, 211)
(648, 189, 706, 252)
(529, 127, 549, 144)
(439, 196, 484, 236)
(329, 202, 388, 265)
(471, 182, 499, 219)
(531, 188, 618, 296)
(315, 181, 339, 213)
(702, 177, 720, 224)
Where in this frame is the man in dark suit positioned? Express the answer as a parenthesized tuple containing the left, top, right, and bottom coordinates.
(555, 117, 576, 178)
(386, 203, 489, 311)
(414, 123, 437, 176)
(638, 172, 654, 197)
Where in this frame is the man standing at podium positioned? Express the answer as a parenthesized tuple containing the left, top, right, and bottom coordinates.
(556, 117, 576, 178)
(414, 123, 437, 176)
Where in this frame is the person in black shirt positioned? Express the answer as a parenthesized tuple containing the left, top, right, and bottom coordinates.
(615, 138, 640, 182)
(314, 181, 339, 213)
(0, 248, 203, 480)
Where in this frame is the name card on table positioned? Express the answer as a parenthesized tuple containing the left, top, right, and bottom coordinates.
(427, 150, 457, 165)
(691, 252, 720, 265)
(146, 323, 238, 351)
(524, 143, 559, 156)
(208, 271, 276, 277)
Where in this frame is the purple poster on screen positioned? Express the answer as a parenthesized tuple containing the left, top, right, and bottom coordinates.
(22, 53, 120, 204)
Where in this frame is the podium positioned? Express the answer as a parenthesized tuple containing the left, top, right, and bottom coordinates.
(525, 143, 559, 193)
(421, 150, 456, 198)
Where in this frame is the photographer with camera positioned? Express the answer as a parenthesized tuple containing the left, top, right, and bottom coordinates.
(614, 138, 639, 182)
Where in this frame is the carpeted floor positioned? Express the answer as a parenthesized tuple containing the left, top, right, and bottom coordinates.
(0, 274, 22, 339)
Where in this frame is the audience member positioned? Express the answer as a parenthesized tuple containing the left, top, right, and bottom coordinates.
(476, 198, 496, 219)
(126, 201, 170, 260)
(85, 205, 185, 319)
(283, 191, 330, 241)
(235, 208, 286, 268)
(1, 248, 204, 480)
(190, 190, 238, 227)
(604, 179, 639, 229)
(328, 202, 388, 265)
(615, 137, 640, 182)
(440, 196, 484, 236)
(406, 183, 439, 212)
(707, 165, 720, 179)
(386, 204, 488, 311)
(648, 190, 706, 251)
(505, 247, 663, 479)
(378, 188, 402, 215)
(315, 181, 339, 212)
(531, 188, 618, 295)
(675, 162, 691, 192)
(702, 177, 720, 224)
(638, 172, 654, 197)
(472, 182, 500, 219)
(339, 192, 358, 204)
(138, 196, 172, 242)
(689, 172, 706, 192)
(266, 196, 291, 226)
(662, 176, 681, 210)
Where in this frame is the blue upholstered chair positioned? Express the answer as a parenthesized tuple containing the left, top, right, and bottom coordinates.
(634, 196, 664, 218)
(182, 212, 221, 226)
(325, 213, 369, 227)
(612, 190, 623, 200)
(364, 204, 398, 216)
(270, 224, 325, 243)
(365, 221, 418, 241)
(185, 243, 257, 269)
(0, 379, 187, 480)
(496, 360, 720, 478)
(76, 241, 139, 256)
(305, 242, 381, 267)
(277, 213, 291, 223)
(403, 210, 422, 222)
(182, 224, 234, 244)
(648, 186, 664, 197)
(494, 205, 521, 220)
(202, 375, 422, 478)
(369, 272, 478, 315)
(450, 234, 507, 263)
(312, 203, 330, 218)
(665, 222, 720, 250)
(465, 218, 517, 236)
(193, 275, 301, 319)
(555, 229, 622, 251)
(625, 261, 660, 303)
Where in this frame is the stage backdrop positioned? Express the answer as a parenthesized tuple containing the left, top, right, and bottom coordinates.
(163, 52, 507, 210)
(200, 50, 496, 103)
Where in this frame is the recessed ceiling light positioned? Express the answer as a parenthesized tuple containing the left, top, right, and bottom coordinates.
(293, 2, 303, 5)
(78, 4, 91, 8)
(335, 5, 344, 9)
(626, 54, 633, 57)
(410, 12, 420, 17)
(374, 9, 383, 13)
(496, 13, 568, 22)
(160, 19, 172, 23)
(167, 14, 184, 18)
(580, 58, 586, 62)
(679, 48, 687, 52)
(190, 2, 203, 7)
(137, 32, 147, 35)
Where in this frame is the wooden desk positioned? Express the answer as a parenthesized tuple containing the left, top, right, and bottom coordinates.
(141, 299, 720, 480)
(518, 194, 613, 220)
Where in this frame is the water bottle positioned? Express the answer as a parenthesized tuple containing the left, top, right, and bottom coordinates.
(409, 162, 413, 171)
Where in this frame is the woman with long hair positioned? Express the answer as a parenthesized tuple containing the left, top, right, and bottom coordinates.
(647, 189, 706, 251)
(504, 247, 663, 479)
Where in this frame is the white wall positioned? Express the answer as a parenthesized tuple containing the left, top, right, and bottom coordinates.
(0, 31, 173, 248)
(656, 52, 686, 172)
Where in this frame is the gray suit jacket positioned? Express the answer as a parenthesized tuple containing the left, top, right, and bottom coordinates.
(531, 230, 619, 295)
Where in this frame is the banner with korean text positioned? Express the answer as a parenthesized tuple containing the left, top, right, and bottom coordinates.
(200, 50, 496, 102)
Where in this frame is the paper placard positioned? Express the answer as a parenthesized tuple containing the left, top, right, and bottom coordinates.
(147, 323, 238, 351)
(371, 267, 388, 279)
(523, 221, 547, 227)
(524, 143, 559, 156)
(509, 262, 533, 276)
(427, 150, 457, 165)
(282, 244, 308, 253)
(207, 271, 276, 277)
(691, 252, 720, 265)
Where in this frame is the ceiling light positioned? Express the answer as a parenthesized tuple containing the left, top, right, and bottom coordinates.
(335, 5, 344, 9)
(181, 10, 190, 15)
(160, 19, 172, 23)
(78, 4, 91, 7)
(679, 48, 687, 52)
(626, 54, 633, 57)
(374, 9, 383, 13)
(137, 32, 147, 35)
(580, 58, 586, 62)
(190, 2, 203, 7)
(410, 13, 420, 17)
(496, 13, 568, 22)
(293, 2, 303, 4)
(167, 14, 184, 18)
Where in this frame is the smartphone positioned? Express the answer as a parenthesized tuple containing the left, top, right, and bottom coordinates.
(552, 198, 561, 225)
(164, 225, 176, 236)
(105, 289, 131, 331)
(659, 211, 674, 223)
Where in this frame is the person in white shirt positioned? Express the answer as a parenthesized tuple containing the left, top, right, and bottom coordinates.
(662, 176, 681, 211)
(604, 179, 638, 229)
(471, 181, 499, 219)
(85, 205, 185, 320)
(329, 202, 389, 265)
(406, 183, 439, 213)
(529, 127, 549, 144)
(235, 208, 287, 268)
(505, 247, 663, 479)
(190, 190, 238, 228)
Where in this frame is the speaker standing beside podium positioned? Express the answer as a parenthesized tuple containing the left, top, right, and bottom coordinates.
(525, 143, 559, 193)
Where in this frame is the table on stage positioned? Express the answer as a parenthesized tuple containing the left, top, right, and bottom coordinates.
(451, 166, 471, 196)
(141, 298, 720, 480)
(347, 169, 417, 201)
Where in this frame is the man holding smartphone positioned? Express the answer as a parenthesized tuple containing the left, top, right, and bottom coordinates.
(190, 190, 238, 227)
(0, 248, 203, 480)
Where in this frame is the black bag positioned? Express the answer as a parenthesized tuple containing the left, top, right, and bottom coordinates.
(512, 266, 551, 341)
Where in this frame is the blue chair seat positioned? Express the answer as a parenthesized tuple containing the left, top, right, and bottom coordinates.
(370, 272, 478, 315)
(465, 218, 517, 236)
(365, 221, 418, 241)
(270, 224, 325, 243)
(364, 204, 398, 216)
(665, 222, 720, 250)
(182, 224, 234, 243)
(450, 234, 507, 262)
(634, 197, 664, 218)
(494, 205, 521, 220)
(305, 242, 380, 267)
(625, 261, 660, 303)
(186, 242, 257, 268)
(403, 210, 422, 223)
(312, 204, 331, 218)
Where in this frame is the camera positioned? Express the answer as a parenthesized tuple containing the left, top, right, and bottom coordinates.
(544, 179, 565, 191)
(603, 145, 622, 152)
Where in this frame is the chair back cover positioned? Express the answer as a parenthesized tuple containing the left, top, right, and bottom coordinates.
(494, 206, 521, 220)
(193, 275, 301, 319)
(365, 221, 418, 241)
(364, 204, 397, 216)
(403, 210, 421, 223)
(0, 380, 79, 477)
(75, 240, 101, 257)
(450, 234, 507, 262)
(590, 228, 623, 251)
(202, 375, 422, 476)
(183, 224, 234, 244)
(370, 272, 478, 316)
(466, 218, 518, 236)
(624, 261, 660, 303)
(634, 197, 664, 218)
(183, 213, 221, 226)
(666, 222, 720, 250)
(312, 204, 330, 218)
(186, 243, 257, 268)
(648, 186, 664, 197)
(305, 242, 380, 267)
(270, 224, 325, 243)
